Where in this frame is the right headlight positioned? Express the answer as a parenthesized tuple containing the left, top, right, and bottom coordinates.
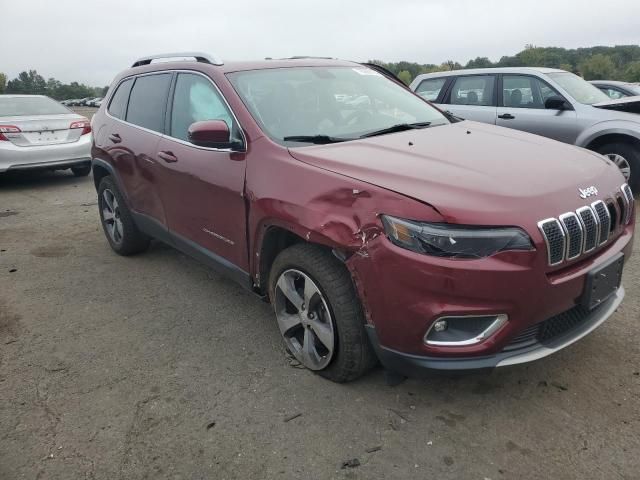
(381, 215, 533, 259)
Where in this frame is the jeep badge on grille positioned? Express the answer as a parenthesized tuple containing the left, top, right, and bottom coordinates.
(578, 186, 598, 199)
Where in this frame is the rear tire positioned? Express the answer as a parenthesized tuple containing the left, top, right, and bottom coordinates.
(71, 164, 91, 177)
(596, 142, 640, 192)
(268, 243, 377, 382)
(97, 176, 150, 255)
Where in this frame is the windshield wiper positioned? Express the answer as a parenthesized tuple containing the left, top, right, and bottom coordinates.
(283, 134, 352, 144)
(359, 122, 432, 139)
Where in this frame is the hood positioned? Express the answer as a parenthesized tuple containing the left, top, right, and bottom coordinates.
(593, 95, 640, 114)
(288, 121, 625, 226)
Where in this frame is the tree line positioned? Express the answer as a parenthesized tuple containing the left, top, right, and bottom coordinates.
(1, 45, 639, 97)
(372, 45, 640, 85)
(0, 70, 108, 100)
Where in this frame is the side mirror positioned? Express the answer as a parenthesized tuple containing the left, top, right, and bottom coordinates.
(188, 120, 233, 148)
(544, 96, 571, 111)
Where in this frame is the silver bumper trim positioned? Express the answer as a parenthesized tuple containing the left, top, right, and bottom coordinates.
(497, 286, 625, 367)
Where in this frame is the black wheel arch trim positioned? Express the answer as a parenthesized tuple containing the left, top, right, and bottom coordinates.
(91, 158, 130, 205)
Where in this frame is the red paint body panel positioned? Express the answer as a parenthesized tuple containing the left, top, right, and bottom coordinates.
(91, 58, 635, 370)
(155, 138, 249, 270)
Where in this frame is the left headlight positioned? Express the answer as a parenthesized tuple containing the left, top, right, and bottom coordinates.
(381, 215, 533, 259)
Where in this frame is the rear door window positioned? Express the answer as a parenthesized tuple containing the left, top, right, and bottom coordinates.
(126, 74, 172, 132)
(107, 78, 133, 120)
(448, 75, 495, 106)
(169, 73, 234, 142)
(415, 78, 447, 101)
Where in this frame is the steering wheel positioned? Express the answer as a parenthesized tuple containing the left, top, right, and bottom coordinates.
(344, 109, 374, 127)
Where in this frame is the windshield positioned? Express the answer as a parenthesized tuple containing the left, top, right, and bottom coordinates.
(228, 66, 449, 144)
(547, 72, 610, 105)
(0, 96, 71, 116)
(628, 84, 640, 96)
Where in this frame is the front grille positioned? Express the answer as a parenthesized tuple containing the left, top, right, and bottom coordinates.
(504, 304, 594, 351)
(538, 185, 630, 266)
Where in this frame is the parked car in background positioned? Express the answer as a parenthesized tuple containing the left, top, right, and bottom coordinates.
(90, 53, 634, 382)
(590, 80, 640, 99)
(411, 68, 640, 189)
(94, 99, 103, 107)
(87, 97, 103, 107)
(0, 94, 92, 176)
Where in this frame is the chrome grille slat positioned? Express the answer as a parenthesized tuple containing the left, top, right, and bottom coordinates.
(576, 206, 598, 253)
(591, 200, 610, 245)
(559, 212, 583, 260)
(621, 183, 634, 225)
(538, 219, 565, 266)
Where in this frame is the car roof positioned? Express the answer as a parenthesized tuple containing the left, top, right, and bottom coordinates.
(415, 67, 567, 79)
(590, 80, 635, 87)
(0, 94, 49, 98)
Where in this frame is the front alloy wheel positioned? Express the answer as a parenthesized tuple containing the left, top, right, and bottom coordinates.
(274, 269, 335, 370)
(604, 153, 631, 181)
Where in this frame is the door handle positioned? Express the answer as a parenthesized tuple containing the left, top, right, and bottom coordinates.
(498, 113, 515, 120)
(157, 151, 178, 163)
(108, 133, 122, 143)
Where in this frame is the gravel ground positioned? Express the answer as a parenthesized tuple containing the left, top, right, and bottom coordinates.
(1, 165, 639, 479)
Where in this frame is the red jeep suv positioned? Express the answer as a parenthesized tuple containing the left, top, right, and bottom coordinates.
(91, 53, 635, 382)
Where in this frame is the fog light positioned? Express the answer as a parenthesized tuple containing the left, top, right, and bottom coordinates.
(433, 320, 448, 332)
(424, 314, 508, 346)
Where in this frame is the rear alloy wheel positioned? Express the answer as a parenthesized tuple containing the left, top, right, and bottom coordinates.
(597, 142, 640, 191)
(71, 164, 91, 177)
(269, 244, 377, 382)
(97, 176, 150, 255)
(101, 188, 124, 246)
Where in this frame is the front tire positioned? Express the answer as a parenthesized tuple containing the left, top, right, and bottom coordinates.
(268, 243, 377, 382)
(596, 142, 640, 191)
(97, 176, 150, 255)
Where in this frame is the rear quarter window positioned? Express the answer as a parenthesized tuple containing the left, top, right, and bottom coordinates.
(449, 75, 495, 106)
(125, 74, 172, 132)
(108, 78, 133, 120)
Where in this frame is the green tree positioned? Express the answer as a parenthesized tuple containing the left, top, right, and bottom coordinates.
(7, 70, 47, 94)
(466, 57, 493, 69)
(0, 72, 6, 93)
(622, 61, 640, 82)
(397, 70, 412, 85)
(580, 54, 616, 80)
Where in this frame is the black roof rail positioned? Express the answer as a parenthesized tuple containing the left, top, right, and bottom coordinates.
(131, 52, 223, 68)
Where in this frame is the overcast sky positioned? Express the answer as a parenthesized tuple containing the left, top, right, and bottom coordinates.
(3, 0, 639, 86)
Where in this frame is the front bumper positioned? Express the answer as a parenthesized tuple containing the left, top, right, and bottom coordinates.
(366, 286, 624, 376)
(0, 135, 91, 172)
(347, 219, 634, 374)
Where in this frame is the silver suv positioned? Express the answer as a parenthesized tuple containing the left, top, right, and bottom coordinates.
(410, 68, 640, 190)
